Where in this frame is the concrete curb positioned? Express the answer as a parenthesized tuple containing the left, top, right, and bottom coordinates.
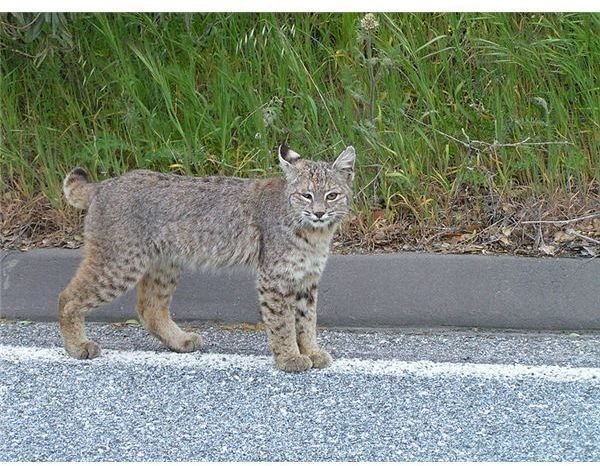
(1, 248, 599, 330)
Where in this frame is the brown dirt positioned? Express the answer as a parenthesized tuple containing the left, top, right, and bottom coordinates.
(334, 186, 600, 258)
(1, 186, 598, 258)
(1, 190, 85, 251)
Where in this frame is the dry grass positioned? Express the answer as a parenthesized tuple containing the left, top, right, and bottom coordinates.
(334, 183, 600, 258)
(2, 183, 597, 259)
(0, 191, 83, 250)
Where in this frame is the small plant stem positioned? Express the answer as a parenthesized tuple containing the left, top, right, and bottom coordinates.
(522, 212, 600, 225)
(565, 228, 600, 245)
(365, 31, 376, 121)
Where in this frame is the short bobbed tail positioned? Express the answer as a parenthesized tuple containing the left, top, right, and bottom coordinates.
(63, 167, 94, 209)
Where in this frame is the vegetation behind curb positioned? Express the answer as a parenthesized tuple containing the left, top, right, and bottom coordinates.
(0, 13, 598, 255)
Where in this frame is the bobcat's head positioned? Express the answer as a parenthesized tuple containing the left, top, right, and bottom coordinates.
(279, 145, 355, 230)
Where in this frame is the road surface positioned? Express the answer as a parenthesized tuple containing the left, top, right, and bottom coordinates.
(1, 321, 598, 461)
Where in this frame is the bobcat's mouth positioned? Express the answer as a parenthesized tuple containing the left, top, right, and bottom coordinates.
(308, 217, 332, 228)
(301, 211, 334, 228)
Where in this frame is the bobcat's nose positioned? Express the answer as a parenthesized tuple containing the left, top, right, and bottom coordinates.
(313, 211, 325, 219)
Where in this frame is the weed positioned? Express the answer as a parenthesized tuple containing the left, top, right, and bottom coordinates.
(0, 13, 598, 252)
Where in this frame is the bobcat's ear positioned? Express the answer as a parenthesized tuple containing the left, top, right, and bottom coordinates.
(278, 145, 302, 178)
(332, 146, 356, 181)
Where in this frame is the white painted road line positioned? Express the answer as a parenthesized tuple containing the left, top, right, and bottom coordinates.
(1, 344, 599, 383)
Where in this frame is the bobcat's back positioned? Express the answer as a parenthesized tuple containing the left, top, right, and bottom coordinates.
(78, 169, 287, 269)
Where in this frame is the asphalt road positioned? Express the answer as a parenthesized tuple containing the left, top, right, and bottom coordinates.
(1, 321, 599, 461)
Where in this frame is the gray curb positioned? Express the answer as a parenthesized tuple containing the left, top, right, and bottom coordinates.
(1, 248, 599, 330)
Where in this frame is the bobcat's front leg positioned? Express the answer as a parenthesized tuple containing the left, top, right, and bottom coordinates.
(257, 275, 312, 372)
(295, 281, 332, 369)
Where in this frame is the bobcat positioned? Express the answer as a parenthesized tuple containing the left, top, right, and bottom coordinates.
(59, 145, 355, 372)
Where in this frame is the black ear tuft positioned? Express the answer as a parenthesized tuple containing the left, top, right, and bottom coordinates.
(279, 144, 290, 160)
(278, 145, 303, 178)
(278, 145, 302, 165)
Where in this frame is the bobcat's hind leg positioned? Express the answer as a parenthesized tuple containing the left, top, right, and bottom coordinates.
(136, 261, 203, 353)
(59, 245, 145, 359)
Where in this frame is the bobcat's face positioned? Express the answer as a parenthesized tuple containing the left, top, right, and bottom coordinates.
(280, 146, 355, 229)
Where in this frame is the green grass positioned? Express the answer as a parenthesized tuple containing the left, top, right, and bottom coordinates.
(1, 12, 598, 222)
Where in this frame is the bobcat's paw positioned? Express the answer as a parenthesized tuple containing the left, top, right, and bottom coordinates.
(170, 332, 203, 353)
(276, 354, 313, 373)
(308, 349, 332, 369)
(66, 340, 101, 360)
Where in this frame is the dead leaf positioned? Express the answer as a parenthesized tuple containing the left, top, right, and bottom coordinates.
(371, 209, 387, 221)
(539, 244, 556, 256)
(447, 231, 477, 245)
(501, 226, 514, 237)
(501, 203, 516, 214)
(554, 230, 575, 243)
(372, 230, 387, 241)
(498, 234, 512, 246)
(581, 246, 597, 257)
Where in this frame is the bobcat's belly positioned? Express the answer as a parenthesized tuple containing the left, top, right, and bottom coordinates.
(163, 222, 261, 269)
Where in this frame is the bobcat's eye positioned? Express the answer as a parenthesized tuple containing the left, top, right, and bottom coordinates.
(325, 192, 339, 201)
(301, 192, 313, 200)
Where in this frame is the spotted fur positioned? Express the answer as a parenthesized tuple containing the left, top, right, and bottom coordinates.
(59, 145, 355, 372)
